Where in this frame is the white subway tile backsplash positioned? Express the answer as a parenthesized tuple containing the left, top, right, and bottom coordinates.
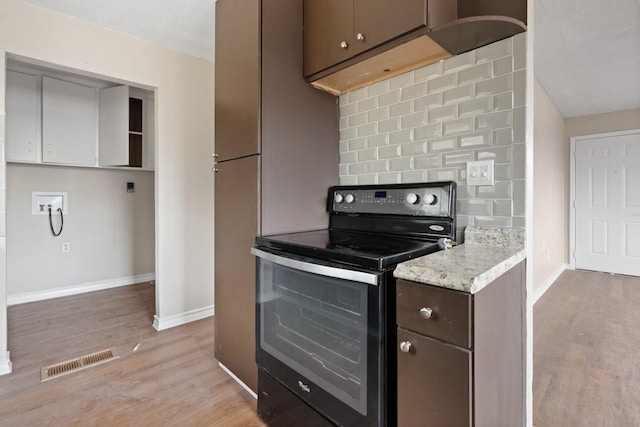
(414, 93, 442, 111)
(476, 110, 512, 131)
(401, 170, 427, 182)
(493, 56, 513, 77)
(338, 34, 525, 227)
(493, 128, 513, 146)
(358, 148, 378, 162)
(414, 123, 442, 140)
(358, 97, 378, 113)
(443, 50, 474, 73)
(349, 112, 368, 127)
(442, 85, 474, 105)
(459, 131, 492, 148)
(367, 134, 388, 147)
(443, 150, 474, 166)
(340, 151, 357, 164)
(427, 73, 457, 94)
(414, 61, 442, 82)
(357, 123, 377, 137)
(493, 92, 513, 111)
(349, 162, 369, 174)
(513, 33, 527, 71)
(401, 82, 427, 101)
(349, 87, 369, 103)
(475, 75, 513, 97)
(378, 90, 400, 107)
(477, 181, 512, 199)
(358, 174, 378, 185)
(389, 129, 413, 145)
(459, 98, 493, 118)
(401, 111, 426, 129)
(477, 146, 513, 163)
(378, 172, 401, 184)
(414, 154, 442, 169)
(428, 136, 458, 152)
(400, 141, 427, 156)
(389, 72, 414, 90)
(348, 137, 368, 151)
(379, 118, 400, 133)
(512, 216, 526, 228)
(368, 106, 389, 122)
(389, 157, 412, 171)
(378, 145, 401, 159)
(475, 38, 512, 64)
(427, 167, 459, 182)
(368, 79, 390, 97)
(369, 160, 390, 173)
(514, 70, 526, 107)
(458, 63, 492, 85)
(390, 101, 413, 118)
(428, 105, 457, 123)
(443, 118, 474, 135)
(458, 199, 492, 216)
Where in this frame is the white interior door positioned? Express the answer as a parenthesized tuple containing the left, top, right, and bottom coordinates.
(574, 130, 640, 276)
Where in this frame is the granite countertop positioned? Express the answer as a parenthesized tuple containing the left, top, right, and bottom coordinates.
(394, 226, 526, 294)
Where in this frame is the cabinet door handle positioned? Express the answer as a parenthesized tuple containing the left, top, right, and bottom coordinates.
(356, 32, 365, 41)
(339, 41, 348, 49)
(400, 341, 412, 353)
(212, 167, 219, 173)
(420, 307, 433, 319)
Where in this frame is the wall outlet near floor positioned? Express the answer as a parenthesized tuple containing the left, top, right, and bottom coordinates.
(61, 242, 71, 253)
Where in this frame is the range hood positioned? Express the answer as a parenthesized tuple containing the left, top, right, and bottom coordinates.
(308, 1, 527, 96)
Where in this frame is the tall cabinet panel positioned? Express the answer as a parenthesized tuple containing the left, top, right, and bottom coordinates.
(214, 0, 339, 393)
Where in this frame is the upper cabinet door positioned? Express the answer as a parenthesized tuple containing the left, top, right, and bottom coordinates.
(353, 0, 427, 55)
(214, 0, 261, 161)
(303, 0, 354, 77)
(6, 71, 38, 163)
(99, 85, 129, 166)
(42, 76, 97, 166)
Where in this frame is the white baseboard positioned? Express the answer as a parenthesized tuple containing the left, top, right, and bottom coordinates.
(152, 305, 214, 331)
(219, 362, 257, 399)
(0, 352, 12, 376)
(532, 264, 568, 305)
(7, 273, 156, 306)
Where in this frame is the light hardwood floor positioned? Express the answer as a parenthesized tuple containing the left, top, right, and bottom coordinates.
(534, 269, 640, 426)
(0, 283, 266, 426)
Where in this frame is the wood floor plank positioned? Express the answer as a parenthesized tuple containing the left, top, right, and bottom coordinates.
(534, 269, 640, 426)
(0, 283, 266, 426)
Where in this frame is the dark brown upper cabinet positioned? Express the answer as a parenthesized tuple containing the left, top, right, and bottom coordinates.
(304, 0, 526, 95)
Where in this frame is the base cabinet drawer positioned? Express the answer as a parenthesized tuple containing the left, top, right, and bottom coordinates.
(397, 328, 471, 427)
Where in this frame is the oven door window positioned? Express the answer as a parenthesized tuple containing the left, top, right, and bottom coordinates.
(257, 256, 373, 416)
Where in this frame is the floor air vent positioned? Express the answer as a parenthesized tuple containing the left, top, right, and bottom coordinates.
(41, 348, 119, 382)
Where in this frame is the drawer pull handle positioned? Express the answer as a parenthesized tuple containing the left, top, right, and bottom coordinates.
(340, 41, 348, 49)
(420, 307, 433, 319)
(400, 341, 412, 353)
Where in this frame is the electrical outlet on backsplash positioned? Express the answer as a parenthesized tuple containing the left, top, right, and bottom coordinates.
(338, 33, 527, 238)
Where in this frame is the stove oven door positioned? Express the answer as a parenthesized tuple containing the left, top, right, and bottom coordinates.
(252, 248, 384, 427)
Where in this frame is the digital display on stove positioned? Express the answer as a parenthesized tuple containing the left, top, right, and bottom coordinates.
(374, 191, 387, 198)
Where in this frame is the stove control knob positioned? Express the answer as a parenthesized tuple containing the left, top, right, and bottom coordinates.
(424, 193, 438, 205)
(405, 193, 419, 205)
(334, 193, 344, 204)
(345, 194, 355, 204)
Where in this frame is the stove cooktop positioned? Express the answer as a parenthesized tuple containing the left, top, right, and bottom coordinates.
(255, 229, 441, 271)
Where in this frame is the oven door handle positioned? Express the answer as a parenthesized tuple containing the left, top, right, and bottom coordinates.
(251, 248, 380, 286)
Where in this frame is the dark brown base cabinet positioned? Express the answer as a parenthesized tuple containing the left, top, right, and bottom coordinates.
(396, 261, 525, 426)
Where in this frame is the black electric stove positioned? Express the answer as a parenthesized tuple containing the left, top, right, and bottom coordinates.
(253, 182, 456, 427)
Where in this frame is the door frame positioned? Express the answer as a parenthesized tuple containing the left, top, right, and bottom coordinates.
(569, 128, 640, 270)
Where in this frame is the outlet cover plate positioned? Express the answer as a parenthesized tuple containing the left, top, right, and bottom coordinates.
(467, 160, 495, 186)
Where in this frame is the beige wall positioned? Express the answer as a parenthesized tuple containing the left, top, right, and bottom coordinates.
(533, 79, 568, 298)
(565, 108, 640, 139)
(0, 0, 214, 372)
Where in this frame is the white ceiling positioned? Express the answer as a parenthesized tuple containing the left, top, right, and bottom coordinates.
(21, 0, 640, 118)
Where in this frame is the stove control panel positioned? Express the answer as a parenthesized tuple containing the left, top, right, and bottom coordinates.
(330, 182, 455, 217)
